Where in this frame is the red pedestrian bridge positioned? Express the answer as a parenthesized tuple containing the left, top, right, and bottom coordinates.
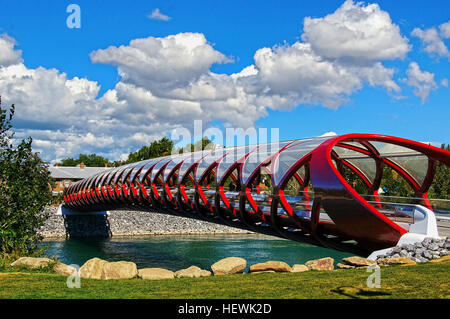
(63, 134, 450, 256)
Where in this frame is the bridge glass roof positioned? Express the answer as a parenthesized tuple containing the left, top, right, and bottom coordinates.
(66, 134, 436, 202)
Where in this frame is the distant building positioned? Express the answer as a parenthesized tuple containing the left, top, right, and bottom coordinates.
(48, 162, 110, 195)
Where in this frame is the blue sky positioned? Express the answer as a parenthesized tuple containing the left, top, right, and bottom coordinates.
(0, 0, 449, 162)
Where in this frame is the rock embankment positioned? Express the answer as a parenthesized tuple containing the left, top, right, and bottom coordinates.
(375, 237, 449, 263)
(39, 207, 253, 238)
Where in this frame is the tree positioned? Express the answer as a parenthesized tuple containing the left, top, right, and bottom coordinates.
(0, 98, 53, 256)
(177, 136, 215, 154)
(126, 137, 174, 163)
(428, 144, 450, 200)
(379, 166, 415, 198)
(59, 153, 112, 167)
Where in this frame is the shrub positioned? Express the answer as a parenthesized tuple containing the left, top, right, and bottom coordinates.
(0, 98, 53, 255)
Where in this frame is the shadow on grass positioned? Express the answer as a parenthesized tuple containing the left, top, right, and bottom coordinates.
(331, 286, 392, 299)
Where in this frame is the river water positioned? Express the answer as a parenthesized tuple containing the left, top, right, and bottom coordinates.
(43, 234, 352, 271)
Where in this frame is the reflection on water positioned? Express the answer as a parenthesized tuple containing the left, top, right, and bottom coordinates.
(43, 234, 352, 271)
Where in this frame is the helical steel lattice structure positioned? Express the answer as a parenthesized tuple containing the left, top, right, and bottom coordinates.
(64, 134, 450, 255)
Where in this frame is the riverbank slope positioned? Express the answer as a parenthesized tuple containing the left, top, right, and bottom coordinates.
(39, 207, 253, 238)
(0, 262, 448, 298)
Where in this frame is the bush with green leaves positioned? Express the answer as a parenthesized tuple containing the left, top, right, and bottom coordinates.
(0, 98, 53, 256)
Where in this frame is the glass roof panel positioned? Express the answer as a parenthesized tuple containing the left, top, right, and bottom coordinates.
(369, 142, 428, 185)
(99, 168, 114, 186)
(96, 173, 107, 187)
(272, 137, 331, 186)
(150, 157, 173, 182)
(195, 147, 232, 182)
(216, 145, 258, 183)
(163, 153, 193, 182)
(113, 165, 131, 184)
(177, 151, 210, 183)
(129, 160, 152, 183)
(121, 161, 145, 183)
(345, 157, 377, 183)
(241, 140, 295, 185)
(333, 145, 376, 184)
(90, 173, 103, 188)
(385, 154, 428, 185)
(137, 158, 164, 183)
(106, 167, 121, 185)
(84, 175, 95, 188)
(333, 143, 368, 157)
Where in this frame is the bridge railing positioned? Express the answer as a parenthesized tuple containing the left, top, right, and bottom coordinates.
(276, 190, 445, 229)
(363, 194, 450, 216)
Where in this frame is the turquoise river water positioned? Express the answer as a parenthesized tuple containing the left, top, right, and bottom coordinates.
(43, 234, 353, 271)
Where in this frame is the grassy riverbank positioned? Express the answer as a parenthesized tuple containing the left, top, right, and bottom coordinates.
(0, 262, 448, 299)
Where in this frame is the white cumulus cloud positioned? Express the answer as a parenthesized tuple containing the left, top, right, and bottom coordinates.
(412, 19, 450, 59)
(405, 62, 438, 103)
(439, 21, 450, 39)
(412, 27, 450, 59)
(90, 33, 231, 94)
(0, 34, 23, 67)
(302, 0, 410, 61)
(0, 63, 100, 125)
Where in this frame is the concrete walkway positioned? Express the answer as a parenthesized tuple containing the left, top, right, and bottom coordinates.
(437, 218, 450, 238)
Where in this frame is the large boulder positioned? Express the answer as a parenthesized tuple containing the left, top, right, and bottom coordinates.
(79, 258, 109, 279)
(11, 257, 53, 269)
(249, 261, 292, 273)
(101, 261, 138, 280)
(377, 257, 416, 266)
(175, 266, 211, 278)
(305, 257, 334, 271)
(138, 268, 175, 280)
(291, 264, 309, 272)
(342, 256, 376, 267)
(211, 257, 246, 275)
(53, 262, 77, 276)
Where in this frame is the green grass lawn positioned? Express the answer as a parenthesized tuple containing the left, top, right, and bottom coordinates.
(0, 262, 449, 299)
